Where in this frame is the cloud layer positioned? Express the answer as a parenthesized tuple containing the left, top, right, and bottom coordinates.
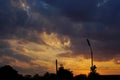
(0, 0, 120, 75)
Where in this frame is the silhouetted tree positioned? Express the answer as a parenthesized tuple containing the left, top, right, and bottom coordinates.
(74, 74, 87, 80)
(18, 74, 24, 80)
(24, 75, 32, 80)
(57, 65, 73, 80)
(0, 65, 20, 80)
(87, 65, 100, 80)
(100, 75, 120, 80)
(43, 72, 57, 80)
(32, 74, 43, 80)
(88, 72, 100, 80)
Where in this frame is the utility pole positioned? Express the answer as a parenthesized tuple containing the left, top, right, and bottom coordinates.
(86, 39, 96, 72)
(87, 39, 93, 67)
(56, 59, 58, 80)
(56, 59, 58, 74)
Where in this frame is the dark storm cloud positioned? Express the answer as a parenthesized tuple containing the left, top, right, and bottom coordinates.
(0, 0, 120, 63)
(57, 24, 120, 62)
(43, 0, 98, 21)
(0, 0, 59, 41)
(43, 0, 120, 25)
(0, 0, 45, 44)
(0, 0, 28, 27)
(0, 0, 29, 39)
(95, 0, 120, 25)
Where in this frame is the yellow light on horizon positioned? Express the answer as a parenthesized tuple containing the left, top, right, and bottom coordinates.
(2, 33, 120, 75)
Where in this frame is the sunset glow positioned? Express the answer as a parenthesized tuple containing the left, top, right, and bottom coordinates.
(0, 0, 120, 76)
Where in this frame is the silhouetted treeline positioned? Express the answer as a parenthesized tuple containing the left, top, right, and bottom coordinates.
(0, 65, 120, 80)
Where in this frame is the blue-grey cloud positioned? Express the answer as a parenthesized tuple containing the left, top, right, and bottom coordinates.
(43, 0, 120, 25)
(0, 0, 120, 63)
(0, 39, 49, 75)
(43, 0, 98, 21)
(0, 40, 32, 63)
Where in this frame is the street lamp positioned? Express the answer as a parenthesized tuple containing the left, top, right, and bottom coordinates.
(86, 39, 96, 72)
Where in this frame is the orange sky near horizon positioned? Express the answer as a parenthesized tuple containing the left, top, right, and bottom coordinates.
(2, 31, 120, 76)
(1, 0, 120, 77)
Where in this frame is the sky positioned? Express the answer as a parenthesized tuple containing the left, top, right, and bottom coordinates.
(0, 0, 120, 76)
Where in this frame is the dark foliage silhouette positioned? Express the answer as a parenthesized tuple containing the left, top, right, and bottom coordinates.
(43, 72, 57, 80)
(88, 71, 100, 80)
(74, 74, 87, 80)
(23, 75, 32, 80)
(32, 74, 43, 80)
(57, 65, 73, 80)
(100, 75, 120, 80)
(87, 65, 101, 80)
(0, 65, 20, 80)
(0, 65, 120, 80)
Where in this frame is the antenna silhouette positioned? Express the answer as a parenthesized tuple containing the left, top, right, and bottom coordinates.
(56, 59, 58, 80)
(56, 59, 58, 74)
(86, 39, 96, 72)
